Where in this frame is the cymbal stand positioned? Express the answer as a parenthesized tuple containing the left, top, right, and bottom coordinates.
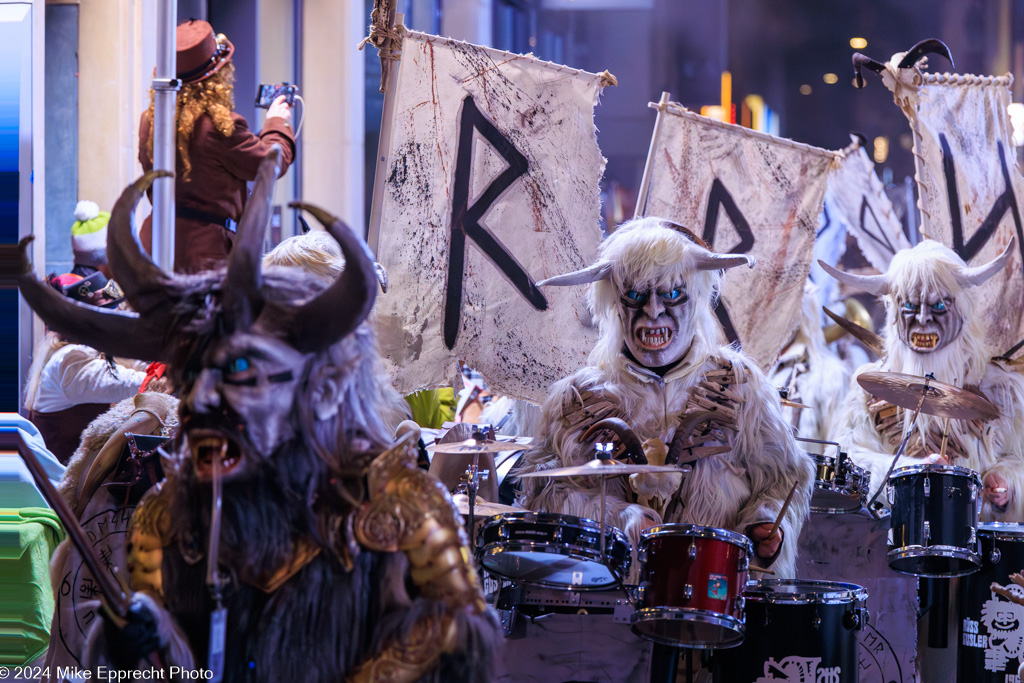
(460, 451, 487, 539)
(865, 373, 932, 513)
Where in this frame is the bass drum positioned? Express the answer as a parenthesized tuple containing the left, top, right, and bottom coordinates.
(714, 580, 869, 683)
(957, 523, 1024, 682)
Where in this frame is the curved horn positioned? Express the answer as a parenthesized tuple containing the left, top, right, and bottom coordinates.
(106, 170, 176, 315)
(537, 261, 613, 287)
(958, 236, 1016, 287)
(823, 306, 884, 357)
(852, 52, 886, 89)
(692, 248, 756, 271)
(579, 417, 647, 465)
(817, 259, 889, 296)
(222, 146, 282, 331)
(287, 203, 378, 353)
(16, 237, 167, 360)
(897, 38, 954, 70)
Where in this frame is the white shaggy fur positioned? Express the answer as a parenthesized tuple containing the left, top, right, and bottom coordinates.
(516, 218, 814, 578)
(832, 240, 1024, 521)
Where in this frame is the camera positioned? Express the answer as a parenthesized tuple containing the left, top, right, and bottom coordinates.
(255, 82, 298, 109)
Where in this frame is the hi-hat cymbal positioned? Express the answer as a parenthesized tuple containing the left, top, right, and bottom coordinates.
(451, 495, 520, 517)
(428, 439, 531, 455)
(857, 371, 1000, 421)
(517, 458, 691, 478)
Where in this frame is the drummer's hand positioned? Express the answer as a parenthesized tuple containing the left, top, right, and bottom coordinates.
(927, 453, 950, 466)
(751, 523, 783, 559)
(984, 472, 1010, 508)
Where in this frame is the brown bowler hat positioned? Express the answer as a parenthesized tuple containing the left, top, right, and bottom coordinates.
(176, 20, 234, 84)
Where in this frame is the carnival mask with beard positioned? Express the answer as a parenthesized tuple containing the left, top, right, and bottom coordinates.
(620, 281, 693, 368)
(895, 291, 963, 353)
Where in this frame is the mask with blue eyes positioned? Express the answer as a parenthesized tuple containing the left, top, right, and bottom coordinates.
(618, 283, 693, 368)
(895, 293, 962, 353)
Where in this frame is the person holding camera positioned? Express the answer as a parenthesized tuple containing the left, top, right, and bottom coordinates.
(138, 19, 295, 273)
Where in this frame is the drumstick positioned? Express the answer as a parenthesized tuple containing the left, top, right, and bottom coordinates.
(991, 583, 1024, 606)
(1009, 572, 1024, 590)
(938, 416, 952, 461)
(749, 565, 775, 575)
(768, 481, 800, 541)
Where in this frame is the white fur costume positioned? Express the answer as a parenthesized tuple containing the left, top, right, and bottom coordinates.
(828, 240, 1024, 522)
(516, 219, 814, 578)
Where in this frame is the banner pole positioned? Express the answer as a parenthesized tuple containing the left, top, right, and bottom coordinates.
(366, 8, 404, 255)
(635, 91, 671, 219)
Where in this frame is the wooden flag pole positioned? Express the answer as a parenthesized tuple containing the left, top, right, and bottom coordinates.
(366, 5, 404, 255)
(634, 91, 672, 220)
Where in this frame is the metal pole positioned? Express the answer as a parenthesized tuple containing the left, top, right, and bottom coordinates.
(151, 0, 179, 272)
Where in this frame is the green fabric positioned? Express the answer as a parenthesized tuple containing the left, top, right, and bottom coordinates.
(71, 211, 110, 235)
(405, 388, 456, 429)
(0, 508, 65, 665)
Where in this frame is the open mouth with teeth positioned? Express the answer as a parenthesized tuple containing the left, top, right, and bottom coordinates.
(635, 326, 674, 350)
(910, 332, 940, 350)
(188, 429, 244, 479)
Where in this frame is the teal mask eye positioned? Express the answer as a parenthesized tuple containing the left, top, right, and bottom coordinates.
(931, 301, 947, 312)
(227, 357, 251, 374)
(660, 288, 687, 305)
(622, 289, 649, 308)
(902, 302, 920, 312)
(626, 290, 644, 301)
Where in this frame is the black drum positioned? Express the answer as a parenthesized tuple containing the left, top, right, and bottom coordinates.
(477, 511, 631, 590)
(714, 580, 868, 683)
(958, 523, 1024, 682)
(886, 464, 981, 577)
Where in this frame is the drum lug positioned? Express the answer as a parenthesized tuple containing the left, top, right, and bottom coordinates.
(553, 526, 562, 542)
(970, 482, 977, 502)
(499, 524, 509, 540)
(886, 483, 894, 506)
(969, 526, 976, 546)
(688, 542, 697, 560)
(735, 596, 745, 613)
(638, 548, 647, 565)
(924, 520, 931, 542)
(924, 476, 931, 497)
(683, 584, 693, 601)
(991, 547, 1002, 564)
(812, 615, 821, 630)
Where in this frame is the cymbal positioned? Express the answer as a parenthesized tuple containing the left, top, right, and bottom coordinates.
(428, 439, 530, 454)
(451, 495, 520, 517)
(857, 371, 1000, 421)
(517, 458, 691, 478)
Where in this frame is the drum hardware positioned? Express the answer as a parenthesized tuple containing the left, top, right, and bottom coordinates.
(796, 437, 869, 514)
(990, 547, 1001, 563)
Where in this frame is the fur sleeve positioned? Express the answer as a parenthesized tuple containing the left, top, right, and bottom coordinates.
(724, 351, 814, 578)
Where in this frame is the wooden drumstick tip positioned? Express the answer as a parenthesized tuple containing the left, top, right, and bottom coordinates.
(768, 480, 801, 540)
(749, 565, 775, 575)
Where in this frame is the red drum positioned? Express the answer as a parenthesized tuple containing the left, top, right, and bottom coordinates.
(632, 524, 753, 648)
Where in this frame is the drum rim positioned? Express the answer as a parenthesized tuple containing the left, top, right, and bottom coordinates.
(480, 511, 630, 543)
(478, 543, 630, 589)
(978, 522, 1024, 540)
(630, 607, 746, 649)
(641, 524, 754, 555)
(890, 464, 981, 481)
(743, 579, 869, 604)
(809, 502, 864, 514)
(886, 545, 982, 578)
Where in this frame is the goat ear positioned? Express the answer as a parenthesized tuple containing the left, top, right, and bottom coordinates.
(310, 365, 342, 421)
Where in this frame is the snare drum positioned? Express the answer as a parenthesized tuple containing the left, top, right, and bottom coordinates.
(477, 512, 631, 590)
(632, 524, 752, 648)
(957, 523, 1024, 682)
(886, 464, 981, 577)
(715, 580, 869, 683)
(808, 452, 869, 514)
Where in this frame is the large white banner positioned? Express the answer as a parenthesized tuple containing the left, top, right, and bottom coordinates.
(881, 67, 1024, 351)
(374, 29, 610, 401)
(638, 100, 838, 369)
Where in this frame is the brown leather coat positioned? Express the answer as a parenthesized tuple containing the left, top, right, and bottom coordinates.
(138, 112, 295, 273)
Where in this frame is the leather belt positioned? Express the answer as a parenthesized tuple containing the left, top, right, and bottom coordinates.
(177, 205, 237, 232)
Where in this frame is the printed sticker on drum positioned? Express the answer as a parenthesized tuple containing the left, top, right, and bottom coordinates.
(754, 656, 841, 683)
(708, 574, 728, 600)
(970, 583, 1024, 673)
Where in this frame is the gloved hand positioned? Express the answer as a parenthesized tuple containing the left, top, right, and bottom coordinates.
(102, 594, 164, 671)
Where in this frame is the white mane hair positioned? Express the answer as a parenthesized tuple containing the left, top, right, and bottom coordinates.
(881, 239, 990, 388)
(588, 217, 725, 371)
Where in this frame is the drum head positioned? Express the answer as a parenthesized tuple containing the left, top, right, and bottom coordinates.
(480, 547, 619, 589)
(631, 608, 745, 649)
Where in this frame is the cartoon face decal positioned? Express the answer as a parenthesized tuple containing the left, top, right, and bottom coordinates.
(980, 585, 1024, 673)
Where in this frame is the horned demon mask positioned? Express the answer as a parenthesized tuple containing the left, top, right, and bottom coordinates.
(819, 238, 1014, 357)
(16, 147, 379, 482)
(540, 216, 755, 370)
